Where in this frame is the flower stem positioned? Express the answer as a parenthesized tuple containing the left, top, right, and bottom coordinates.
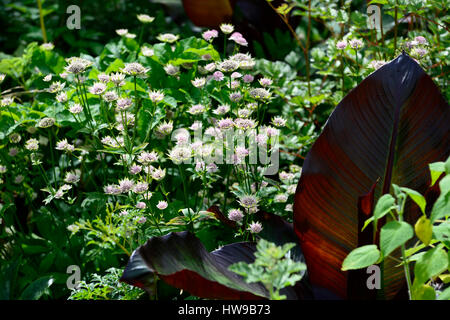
(36, 0, 48, 43)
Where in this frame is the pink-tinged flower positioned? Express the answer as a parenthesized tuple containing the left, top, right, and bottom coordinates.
(349, 39, 363, 50)
(285, 204, 293, 212)
(104, 184, 121, 195)
(242, 74, 254, 83)
(259, 77, 273, 87)
(157, 200, 168, 210)
(213, 104, 230, 115)
(235, 146, 249, 159)
(207, 163, 218, 173)
(204, 63, 216, 73)
(129, 164, 143, 175)
(274, 194, 288, 203)
(202, 29, 219, 41)
(55, 139, 75, 152)
(103, 91, 118, 102)
(137, 216, 147, 224)
(188, 104, 206, 115)
(25, 138, 39, 151)
(228, 209, 244, 222)
(336, 40, 347, 50)
(414, 36, 427, 45)
(136, 202, 147, 210)
(89, 82, 107, 95)
(69, 103, 83, 114)
(248, 221, 262, 233)
(229, 91, 242, 102)
(238, 194, 259, 208)
(189, 121, 203, 131)
(133, 182, 149, 194)
(98, 73, 110, 83)
(370, 60, 386, 70)
(56, 92, 68, 103)
(151, 167, 166, 181)
(212, 71, 224, 81)
(217, 118, 234, 130)
(191, 77, 206, 88)
(137, 151, 158, 165)
(118, 178, 134, 193)
(272, 116, 287, 127)
(116, 97, 133, 111)
(148, 90, 164, 103)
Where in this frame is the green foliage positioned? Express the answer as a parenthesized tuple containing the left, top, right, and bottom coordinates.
(229, 239, 306, 300)
(342, 156, 450, 300)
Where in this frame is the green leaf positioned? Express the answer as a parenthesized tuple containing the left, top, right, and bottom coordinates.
(412, 284, 436, 300)
(400, 187, 426, 214)
(414, 215, 433, 246)
(373, 194, 396, 230)
(19, 276, 54, 300)
(380, 221, 414, 257)
(430, 175, 450, 222)
(438, 287, 450, 300)
(341, 245, 381, 271)
(429, 161, 445, 186)
(414, 245, 449, 285)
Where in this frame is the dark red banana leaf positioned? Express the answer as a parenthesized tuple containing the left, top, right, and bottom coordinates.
(120, 212, 305, 300)
(293, 53, 449, 299)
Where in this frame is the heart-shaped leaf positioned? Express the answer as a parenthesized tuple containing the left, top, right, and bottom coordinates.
(294, 53, 449, 299)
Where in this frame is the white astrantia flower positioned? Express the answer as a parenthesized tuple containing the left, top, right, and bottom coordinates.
(168, 146, 192, 164)
(248, 221, 262, 233)
(121, 62, 149, 77)
(137, 14, 155, 23)
(65, 57, 93, 74)
(116, 29, 128, 36)
(148, 90, 164, 103)
(141, 46, 154, 57)
(220, 23, 234, 34)
(157, 33, 179, 43)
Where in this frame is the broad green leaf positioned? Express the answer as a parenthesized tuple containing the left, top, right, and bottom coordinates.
(341, 245, 380, 271)
(20, 276, 54, 300)
(429, 161, 445, 186)
(430, 175, 450, 222)
(414, 215, 433, 246)
(380, 221, 414, 257)
(438, 287, 450, 300)
(372, 194, 396, 231)
(414, 245, 449, 285)
(412, 284, 436, 300)
(400, 187, 426, 214)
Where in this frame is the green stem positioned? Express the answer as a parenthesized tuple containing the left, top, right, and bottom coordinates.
(36, 0, 48, 43)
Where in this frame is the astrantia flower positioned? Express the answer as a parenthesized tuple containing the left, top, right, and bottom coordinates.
(133, 181, 149, 194)
(217, 118, 234, 130)
(37, 117, 55, 128)
(411, 47, 427, 59)
(55, 139, 75, 152)
(0, 74, 5, 83)
(137, 151, 158, 165)
(336, 40, 347, 50)
(137, 14, 155, 23)
(129, 164, 142, 175)
(25, 138, 39, 151)
(121, 62, 149, 77)
(116, 97, 133, 111)
(213, 104, 230, 115)
(238, 194, 259, 208)
(228, 208, 243, 222)
(274, 194, 288, 203)
(349, 39, 363, 50)
(242, 74, 254, 83)
(168, 146, 192, 164)
(9, 133, 21, 144)
(287, 184, 296, 195)
(156, 121, 173, 136)
(202, 29, 219, 41)
(1, 97, 13, 107)
(279, 171, 295, 182)
(164, 64, 180, 76)
(272, 116, 287, 127)
(248, 221, 262, 233)
(118, 178, 134, 193)
(237, 108, 252, 118)
(220, 23, 234, 34)
(65, 57, 92, 74)
(229, 91, 242, 102)
(229, 32, 247, 46)
(136, 202, 146, 210)
(9, 147, 19, 157)
(191, 77, 206, 88)
(235, 146, 249, 159)
(234, 118, 257, 131)
(14, 175, 24, 184)
(110, 72, 126, 86)
(156, 201, 168, 210)
(97, 73, 110, 83)
(157, 33, 179, 43)
(204, 63, 216, 73)
(137, 216, 147, 224)
(40, 42, 54, 50)
(148, 90, 164, 103)
(218, 60, 239, 73)
(43, 74, 52, 82)
(125, 33, 137, 39)
(89, 82, 107, 95)
(56, 92, 68, 103)
(249, 88, 271, 100)
(188, 104, 206, 115)
(189, 121, 202, 131)
(141, 46, 154, 57)
(414, 36, 427, 45)
(104, 184, 121, 195)
(370, 60, 386, 70)
(259, 77, 273, 87)
(212, 71, 224, 81)
(116, 29, 128, 36)
(103, 91, 118, 102)
(285, 204, 293, 212)
(151, 167, 166, 181)
(64, 170, 81, 184)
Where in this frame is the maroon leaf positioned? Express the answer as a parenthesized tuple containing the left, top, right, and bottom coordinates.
(293, 53, 449, 299)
